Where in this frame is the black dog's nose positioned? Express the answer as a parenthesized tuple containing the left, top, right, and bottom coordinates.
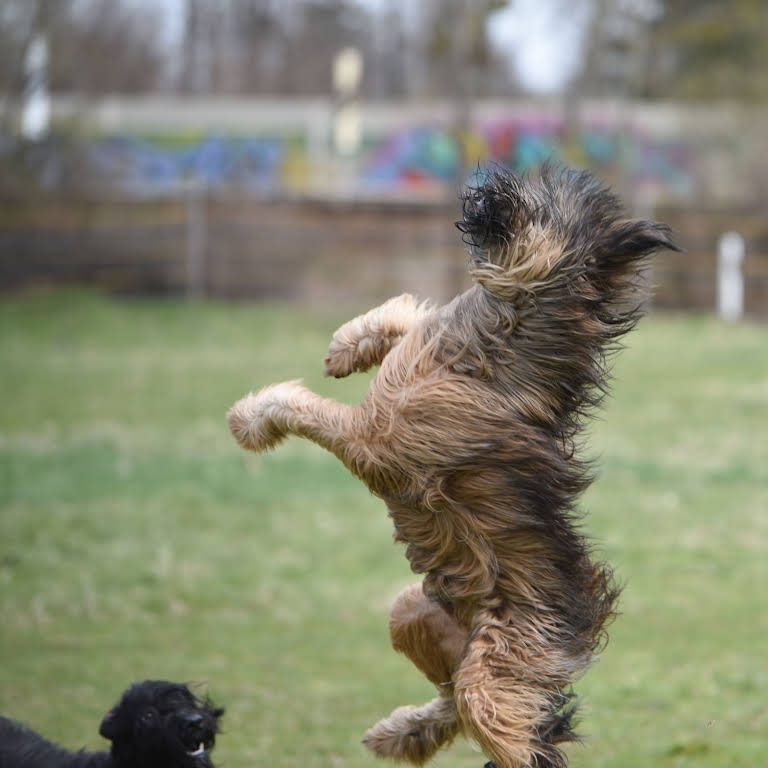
(184, 713, 204, 726)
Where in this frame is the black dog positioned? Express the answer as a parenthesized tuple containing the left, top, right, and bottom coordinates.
(0, 680, 224, 768)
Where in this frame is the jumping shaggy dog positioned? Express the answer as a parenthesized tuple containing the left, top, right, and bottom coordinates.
(228, 167, 676, 768)
(0, 680, 223, 768)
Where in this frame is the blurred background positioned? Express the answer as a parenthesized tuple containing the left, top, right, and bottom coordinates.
(1, 3, 767, 768)
(0, 0, 767, 310)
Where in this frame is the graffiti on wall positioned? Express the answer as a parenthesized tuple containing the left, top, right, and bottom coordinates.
(362, 119, 694, 199)
(86, 134, 285, 192)
(67, 113, 695, 200)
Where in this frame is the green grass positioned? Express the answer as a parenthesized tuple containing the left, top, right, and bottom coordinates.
(1, 290, 766, 768)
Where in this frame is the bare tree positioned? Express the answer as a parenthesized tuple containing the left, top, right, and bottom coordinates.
(647, 0, 768, 102)
(49, 0, 164, 94)
(412, 0, 516, 100)
(0, 0, 41, 103)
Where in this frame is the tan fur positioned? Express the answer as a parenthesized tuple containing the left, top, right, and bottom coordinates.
(228, 297, 586, 767)
(389, 584, 466, 688)
(228, 169, 674, 768)
(363, 696, 460, 765)
(323, 294, 431, 378)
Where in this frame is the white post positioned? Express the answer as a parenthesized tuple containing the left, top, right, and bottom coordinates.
(717, 231, 745, 322)
(20, 32, 50, 141)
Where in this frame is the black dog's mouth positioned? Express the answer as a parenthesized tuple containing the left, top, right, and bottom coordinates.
(182, 733, 217, 759)
(179, 718, 217, 758)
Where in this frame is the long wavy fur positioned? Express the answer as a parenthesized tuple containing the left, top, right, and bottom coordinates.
(228, 166, 678, 768)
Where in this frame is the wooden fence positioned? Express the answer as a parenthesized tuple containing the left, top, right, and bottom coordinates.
(654, 207, 768, 316)
(2, 195, 767, 316)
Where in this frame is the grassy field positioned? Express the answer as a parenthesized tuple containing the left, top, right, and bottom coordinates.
(1, 290, 766, 768)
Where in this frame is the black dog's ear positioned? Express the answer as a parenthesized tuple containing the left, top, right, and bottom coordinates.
(99, 709, 118, 741)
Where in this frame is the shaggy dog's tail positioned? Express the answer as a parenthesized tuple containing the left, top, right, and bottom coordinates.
(455, 165, 679, 431)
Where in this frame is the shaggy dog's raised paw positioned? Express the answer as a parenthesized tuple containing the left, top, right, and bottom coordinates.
(323, 337, 357, 378)
(323, 294, 424, 378)
(227, 380, 305, 452)
(323, 335, 394, 378)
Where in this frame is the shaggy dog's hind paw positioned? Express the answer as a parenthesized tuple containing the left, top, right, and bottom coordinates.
(363, 711, 435, 766)
(363, 701, 459, 766)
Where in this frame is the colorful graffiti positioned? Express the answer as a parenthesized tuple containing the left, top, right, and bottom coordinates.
(6, 110, 695, 200)
(362, 119, 694, 199)
(85, 134, 285, 192)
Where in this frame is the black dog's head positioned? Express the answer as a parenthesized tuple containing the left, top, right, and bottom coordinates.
(98, 681, 224, 768)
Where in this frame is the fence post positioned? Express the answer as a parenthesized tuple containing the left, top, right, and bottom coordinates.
(717, 231, 744, 322)
(185, 180, 207, 298)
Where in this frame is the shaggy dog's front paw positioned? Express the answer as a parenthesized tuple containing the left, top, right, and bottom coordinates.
(324, 334, 391, 378)
(323, 337, 356, 378)
(227, 380, 303, 452)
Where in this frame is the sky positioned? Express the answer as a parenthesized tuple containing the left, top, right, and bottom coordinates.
(134, 0, 585, 94)
(488, 0, 589, 92)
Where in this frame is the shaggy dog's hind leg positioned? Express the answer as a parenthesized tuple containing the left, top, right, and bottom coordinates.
(363, 584, 466, 764)
(323, 294, 428, 378)
(363, 697, 459, 765)
(454, 619, 575, 768)
(388, 584, 466, 688)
